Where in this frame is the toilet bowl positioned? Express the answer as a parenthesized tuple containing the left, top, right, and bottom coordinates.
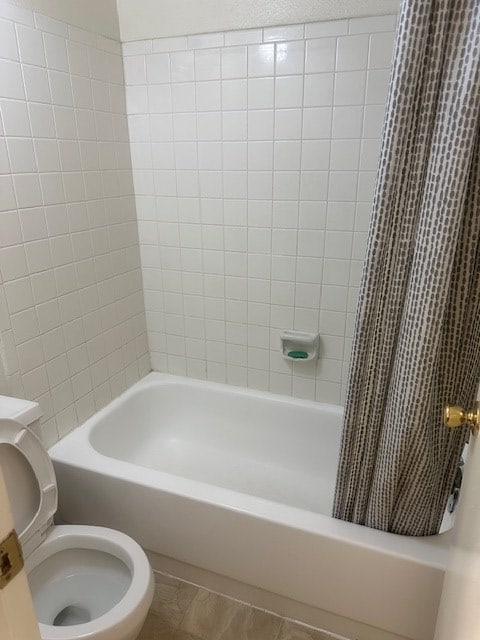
(0, 395, 154, 640)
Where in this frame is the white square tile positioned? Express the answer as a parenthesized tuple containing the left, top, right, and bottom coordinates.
(297, 229, 324, 257)
(248, 77, 274, 109)
(0, 210, 21, 246)
(67, 40, 89, 76)
(147, 84, 172, 113)
(0, 59, 25, 99)
(170, 51, 194, 82)
(247, 171, 273, 199)
(300, 171, 328, 200)
(274, 140, 301, 170)
(0, 175, 16, 211)
(195, 48, 221, 81)
(273, 201, 298, 228)
(325, 231, 353, 260)
(71, 75, 92, 109)
(301, 140, 330, 170)
(363, 104, 386, 137)
(171, 82, 196, 112)
(248, 200, 272, 227)
(223, 141, 247, 170)
(221, 46, 247, 78)
(299, 201, 326, 230)
(0, 18, 19, 60)
(28, 103, 56, 138)
(196, 80, 221, 111)
(274, 108, 302, 140)
(330, 139, 360, 170)
(49, 70, 73, 106)
(248, 141, 273, 170)
(366, 68, 390, 104)
(13, 173, 43, 209)
(0, 243, 28, 280)
(326, 202, 355, 231)
(336, 35, 369, 72)
(123, 54, 147, 85)
(305, 38, 335, 73)
(247, 227, 272, 254)
(146, 52, 170, 83)
(223, 170, 247, 198)
(43, 32, 68, 72)
(302, 107, 332, 139)
(198, 141, 222, 169)
(19, 206, 47, 241)
(197, 111, 221, 140)
(357, 171, 376, 201)
(275, 41, 305, 75)
(332, 105, 363, 138)
(199, 170, 222, 197)
(369, 32, 395, 69)
(273, 171, 299, 200)
(222, 111, 247, 140)
(221, 79, 247, 110)
(1, 99, 31, 136)
(360, 138, 381, 170)
(275, 75, 303, 108)
(304, 73, 334, 107)
(175, 142, 198, 169)
(334, 70, 366, 105)
(295, 257, 323, 284)
(125, 85, 148, 113)
(328, 171, 358, 201)
(247, 110, 273, 140)
(16, 23, 45, 65)
(8, 138, 37, 175)
(248, 43, 274, 77)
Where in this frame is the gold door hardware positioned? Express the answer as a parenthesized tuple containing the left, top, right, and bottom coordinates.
(0, 530, 24, 589)
(444, 402, 480, 435)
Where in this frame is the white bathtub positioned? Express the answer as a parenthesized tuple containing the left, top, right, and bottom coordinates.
(50, 373, 450, 640)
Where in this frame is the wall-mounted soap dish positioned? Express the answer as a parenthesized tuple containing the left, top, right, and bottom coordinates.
(281, 331, 320, 362)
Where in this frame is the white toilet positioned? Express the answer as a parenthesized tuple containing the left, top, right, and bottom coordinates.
(0, 395, 154, 640)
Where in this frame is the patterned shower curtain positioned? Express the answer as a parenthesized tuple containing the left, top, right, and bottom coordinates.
(333, 0, 480, 536)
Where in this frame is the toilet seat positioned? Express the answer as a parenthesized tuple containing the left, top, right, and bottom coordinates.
(0, 415, 153, 640)
(0, 418, 57, 557)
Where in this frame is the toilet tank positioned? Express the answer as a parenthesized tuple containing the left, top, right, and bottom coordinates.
(0, 395, 43, 431)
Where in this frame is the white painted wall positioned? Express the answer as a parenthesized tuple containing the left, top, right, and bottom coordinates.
(117, 0, 400, 42)
(3, 0, 120, 39)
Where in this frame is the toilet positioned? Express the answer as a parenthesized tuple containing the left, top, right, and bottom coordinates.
(0, 395, 154, 640)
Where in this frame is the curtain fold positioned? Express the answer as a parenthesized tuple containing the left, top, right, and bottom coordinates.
(333, 0, 480, 536)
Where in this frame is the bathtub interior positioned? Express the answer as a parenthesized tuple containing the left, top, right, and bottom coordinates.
(88, 381, 343, 515)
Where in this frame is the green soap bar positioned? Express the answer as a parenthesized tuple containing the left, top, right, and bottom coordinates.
(287, 350, 309, 359)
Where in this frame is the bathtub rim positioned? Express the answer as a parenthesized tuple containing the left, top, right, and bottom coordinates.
(49, 371, 452, 571)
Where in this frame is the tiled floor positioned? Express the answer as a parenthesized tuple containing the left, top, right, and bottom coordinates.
(138, 571, 345, 640)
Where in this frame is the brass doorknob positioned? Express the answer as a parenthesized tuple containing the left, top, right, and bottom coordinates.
(445, 402, 480, 434)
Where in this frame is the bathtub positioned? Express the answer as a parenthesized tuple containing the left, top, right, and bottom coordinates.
(50, 373, 450, 640)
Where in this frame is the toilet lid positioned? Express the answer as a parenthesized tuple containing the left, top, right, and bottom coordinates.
(0, 419, 57, 556)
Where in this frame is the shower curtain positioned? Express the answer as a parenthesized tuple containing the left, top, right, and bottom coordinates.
(333, 0, 480, 536)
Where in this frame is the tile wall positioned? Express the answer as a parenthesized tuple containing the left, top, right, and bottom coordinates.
(124, 15, 397, 404)
(0, 1, 149, 446)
